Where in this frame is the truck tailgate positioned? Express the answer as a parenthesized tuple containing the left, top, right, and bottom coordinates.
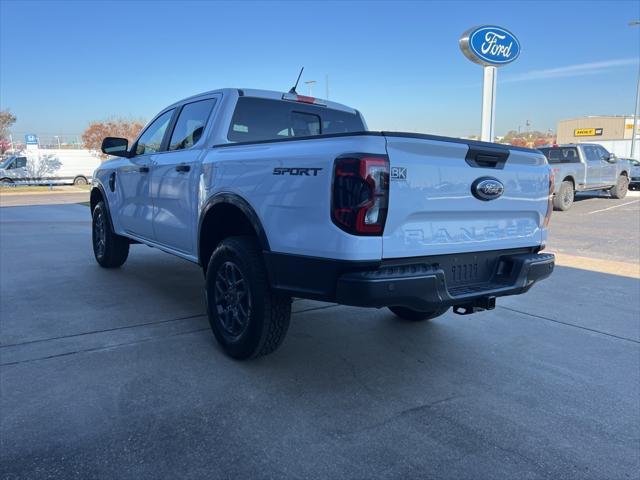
(382, 134, 549, 259)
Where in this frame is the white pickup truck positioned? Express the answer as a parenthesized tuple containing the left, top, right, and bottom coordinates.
(90, 88, 554, 359)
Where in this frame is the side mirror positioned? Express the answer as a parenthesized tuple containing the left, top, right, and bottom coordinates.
(606, 153, 617, 163)
(101, 137, 130, 158)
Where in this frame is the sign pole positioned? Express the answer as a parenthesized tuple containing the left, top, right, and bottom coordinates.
(481, 66, 497, 142)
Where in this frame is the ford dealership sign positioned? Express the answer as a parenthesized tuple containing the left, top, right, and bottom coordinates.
(459, 25, 520, 66)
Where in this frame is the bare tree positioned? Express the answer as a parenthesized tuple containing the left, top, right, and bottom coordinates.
(0, 110, 17, 141)
(82, 119, 145, 158)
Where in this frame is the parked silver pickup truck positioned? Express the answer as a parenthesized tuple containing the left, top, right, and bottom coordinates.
(538, 144, 630, 211)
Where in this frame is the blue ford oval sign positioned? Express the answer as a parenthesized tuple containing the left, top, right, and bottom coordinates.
(459, 25, 520, 66)
(472, 177, 504, 201)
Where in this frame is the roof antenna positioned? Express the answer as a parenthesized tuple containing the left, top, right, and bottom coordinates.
(289, 67, 304, 94)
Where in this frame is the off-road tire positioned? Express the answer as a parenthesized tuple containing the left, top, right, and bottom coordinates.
(610, 175, 629, 199)
(388, 306, 449, 321)
(205, 236, 291, 360)
(553, 181, 574, 211)
(92, 201, 129, 268)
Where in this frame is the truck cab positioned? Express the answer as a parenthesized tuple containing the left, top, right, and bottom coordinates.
(0, 155, 28, 183)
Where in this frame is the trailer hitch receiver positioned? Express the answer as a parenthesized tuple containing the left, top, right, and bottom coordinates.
(453, 296, 496, 315)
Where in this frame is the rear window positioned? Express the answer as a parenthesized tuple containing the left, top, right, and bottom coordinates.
(228, 97, 365, 143)
(539, 147, 580, 164)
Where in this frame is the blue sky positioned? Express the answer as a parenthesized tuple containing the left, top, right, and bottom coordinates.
(1, 0, 639, 141)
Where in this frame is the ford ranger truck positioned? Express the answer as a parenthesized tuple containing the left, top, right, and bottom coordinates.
(90, 88, 555, 359)
(538, 144, 630, 211)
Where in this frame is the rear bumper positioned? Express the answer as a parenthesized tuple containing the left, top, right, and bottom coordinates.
(264, 248, 554, 310)
(335, 252, 554, 310)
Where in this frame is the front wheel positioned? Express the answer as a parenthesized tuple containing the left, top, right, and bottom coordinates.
(92, 201, 129, 268)
(388, 306, 449, 321)
(205, 236, 291, 360)
(610, 175, 628, 199)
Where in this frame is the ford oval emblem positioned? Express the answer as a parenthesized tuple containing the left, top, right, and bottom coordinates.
(459, 25, 520, 66)
(472, 177, 504, 201)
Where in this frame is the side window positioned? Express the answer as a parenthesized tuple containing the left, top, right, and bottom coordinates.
(168, 99, 216, 151)
(583, 146, 599, 162)
(596, 146, 609, 160)
(135, 109, 174, 156)
(15, 157, 27, 168)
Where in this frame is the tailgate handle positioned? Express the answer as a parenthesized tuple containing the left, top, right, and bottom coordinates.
(465, 146, 509, 169)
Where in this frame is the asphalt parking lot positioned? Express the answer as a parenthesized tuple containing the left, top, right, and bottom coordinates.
(1, 193, 639, 479)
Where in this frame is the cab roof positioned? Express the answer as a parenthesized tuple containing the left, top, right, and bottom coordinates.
(168, 88, 358, 114)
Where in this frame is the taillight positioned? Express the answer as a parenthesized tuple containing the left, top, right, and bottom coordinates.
(332, 155, 389, 235)
(543, 168, 554, 227)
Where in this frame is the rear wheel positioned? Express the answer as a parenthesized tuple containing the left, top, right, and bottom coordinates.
(205, 236, 291, 360)
(0, 178, 14, 185)
(553, 181, 574, 211)
(73, 176, 88, 186)
(388, 306, 449, 321)
(92, 201, 129, 268)
(610, 175, 628, 199)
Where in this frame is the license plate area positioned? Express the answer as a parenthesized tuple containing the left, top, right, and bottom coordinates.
(439, 253, 500, 286)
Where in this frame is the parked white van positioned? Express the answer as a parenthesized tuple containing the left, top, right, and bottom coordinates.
(0, 149, 101, 185)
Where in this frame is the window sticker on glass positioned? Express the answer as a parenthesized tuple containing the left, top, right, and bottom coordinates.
(233, 124, 249, 133)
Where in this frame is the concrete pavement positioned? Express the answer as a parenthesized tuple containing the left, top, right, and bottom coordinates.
(1, 201, 638, 479)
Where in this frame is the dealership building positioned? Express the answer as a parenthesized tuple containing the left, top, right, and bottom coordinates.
(556, 115, 639, 159)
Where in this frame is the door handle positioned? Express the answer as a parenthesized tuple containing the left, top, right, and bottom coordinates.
(138, 166, 149, 173)
(175, 164, 191, 173)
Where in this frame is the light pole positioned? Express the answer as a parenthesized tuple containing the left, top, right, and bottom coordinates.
(304, 80, 316, 97)
(630, 20, 640, 160)
(54, 135, 61, 149)
(325, 74, 329, 99)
